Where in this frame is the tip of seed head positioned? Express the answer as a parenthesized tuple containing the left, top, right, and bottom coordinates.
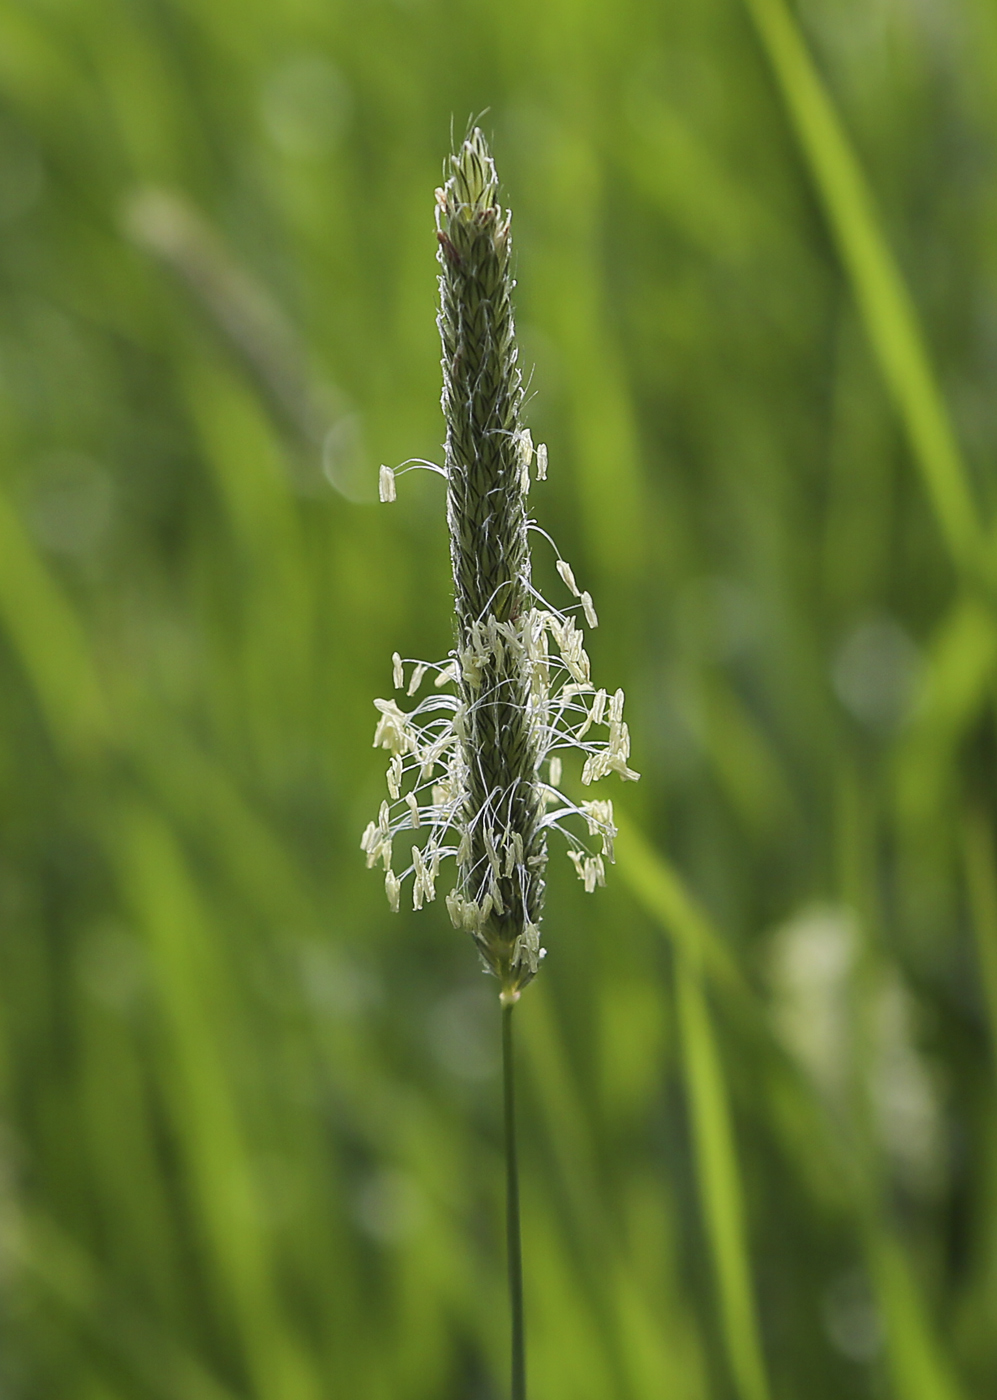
(446, 128, 500, 217)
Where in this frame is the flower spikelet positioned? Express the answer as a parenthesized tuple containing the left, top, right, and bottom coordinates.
(363, 129, 638, 1000)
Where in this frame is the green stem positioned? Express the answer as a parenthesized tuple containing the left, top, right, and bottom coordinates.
(502, 997, 526, 1400)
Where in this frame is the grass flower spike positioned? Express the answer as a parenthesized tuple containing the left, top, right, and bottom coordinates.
(363, 128, 638, 1002)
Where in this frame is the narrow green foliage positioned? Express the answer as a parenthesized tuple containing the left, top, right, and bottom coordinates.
(676, 956, 772, 1400)
(964, 809, 997, 1068)
(743, 0, 985, 579)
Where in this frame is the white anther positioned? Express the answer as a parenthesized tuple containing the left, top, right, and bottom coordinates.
(387, 755, 403, 800)
(373, 699, 410, 755)
(407, 663, 428, 697)
(435, 661, 459, 687)
(360, 821, 378, 862)
(412, 846, 434, 909)
(556, 559, 581, 598)
(582, 799, 616, 862)
(378, 464, 397, 502)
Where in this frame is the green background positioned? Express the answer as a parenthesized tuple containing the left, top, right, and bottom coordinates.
(0, 0, 995, 1396)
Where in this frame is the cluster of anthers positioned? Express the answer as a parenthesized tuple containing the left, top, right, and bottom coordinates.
(363, 434, 638, 964)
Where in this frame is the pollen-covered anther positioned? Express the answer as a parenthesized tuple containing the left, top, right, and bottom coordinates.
(575, 691, 602, 739)
(406, 663, 428, 697)
(580, 591, 598, 628)
(373, 699, 411, 754)
(556, 559, 581, 598)
(551, 617, 591, 685)
(392, 652, 404, 689)
(360, 821, 379, 867)
(536, 443, 548, 480)
(360, 813, 393, 872)
(459, 626, 491, 689)
(405, 792, 421, 828)
(418, 734, 452, 782)
(568, 850, 606, 893)
(411, 845, 438, 910)
(517, 429, 534, 492)
(446, 890, 478, 931)
(379, 464, 397, 502)
(582, 799, 616, 862)
(387, 755, 403, 799)
(548, 755, 562, 786)
(385, 870, 401, 913)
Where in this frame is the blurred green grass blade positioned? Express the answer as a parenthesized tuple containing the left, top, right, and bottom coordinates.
(675, 956, 772, 1400)
(133, 722, 319, 928)
(525, 126, 645, 587)
(521, 986, 651, 1400)
(615, 816, 962, 1400)
(687, 677, 796, 840)
(894, 596, 997, 831)
(20, 1214, 242, 1400)
(614, 811, 747, 1000)
(866, 1230, 965, 1400)
(523, 982, 713, 1398)
(118, 803, 321, 1400)
(743, 0, 985, 577)
(963, 806, 997, 1064)
(611, 819, 771, 1399)
(0, 482, 108, 764)
(124, 186, 344, 459)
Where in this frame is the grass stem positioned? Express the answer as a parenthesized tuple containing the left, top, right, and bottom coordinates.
(502, 998, 526, 1400)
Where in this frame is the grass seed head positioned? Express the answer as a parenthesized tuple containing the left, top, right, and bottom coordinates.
(364, 129, 637, 999)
